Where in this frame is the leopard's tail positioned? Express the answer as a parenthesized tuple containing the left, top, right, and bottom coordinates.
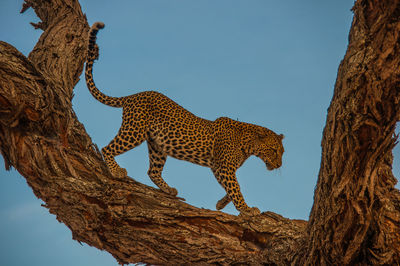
(85, 22, 124, 108)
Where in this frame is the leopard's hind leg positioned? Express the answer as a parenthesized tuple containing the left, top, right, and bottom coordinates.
(147, 141, 177, 196)
(102, 126, 145, 178)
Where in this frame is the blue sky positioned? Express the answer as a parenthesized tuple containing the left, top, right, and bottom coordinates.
(1, 1, 398, 265)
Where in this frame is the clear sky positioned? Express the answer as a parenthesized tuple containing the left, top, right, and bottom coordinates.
(1, 1, 398, 265)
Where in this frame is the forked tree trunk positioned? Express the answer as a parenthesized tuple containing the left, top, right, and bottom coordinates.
(0, 0, 399, 265)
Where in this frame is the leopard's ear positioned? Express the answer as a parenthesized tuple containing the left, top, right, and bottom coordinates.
(279, 134, 284, 140)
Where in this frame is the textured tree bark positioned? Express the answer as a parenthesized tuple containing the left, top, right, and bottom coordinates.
(303, 0, 400, 265)
(0, 0, 400, 265)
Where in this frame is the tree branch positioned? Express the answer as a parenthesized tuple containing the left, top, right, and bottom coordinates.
(0, 0, 307, 264)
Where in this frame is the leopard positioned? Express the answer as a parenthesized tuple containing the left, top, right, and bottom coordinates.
(85, 22, 285, 216)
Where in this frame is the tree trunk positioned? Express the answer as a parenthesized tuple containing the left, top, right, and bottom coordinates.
(0, 0, 399, 265)
(303, 0, 400, 264)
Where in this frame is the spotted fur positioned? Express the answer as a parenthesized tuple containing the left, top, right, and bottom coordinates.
(85, 22, 284, 216)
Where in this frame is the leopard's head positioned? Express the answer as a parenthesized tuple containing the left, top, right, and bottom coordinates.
(250, 127, 284, 170)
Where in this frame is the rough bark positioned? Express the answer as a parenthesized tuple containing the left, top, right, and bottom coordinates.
(0, 0, 400, 265)
(303, 0, 400, 265)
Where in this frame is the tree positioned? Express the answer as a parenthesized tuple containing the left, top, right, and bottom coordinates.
(0, 0, 399, 264)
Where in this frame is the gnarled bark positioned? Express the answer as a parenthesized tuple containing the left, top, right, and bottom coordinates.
(0, 0, 399, 265)
(304, 0, 400, 265)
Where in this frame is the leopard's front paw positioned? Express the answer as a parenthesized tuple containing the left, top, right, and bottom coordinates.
(239, 206, 261, 217)
(162, 186, 178, 197)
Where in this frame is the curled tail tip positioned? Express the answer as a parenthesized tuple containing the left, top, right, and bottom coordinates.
(92, 22, 105, 31)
